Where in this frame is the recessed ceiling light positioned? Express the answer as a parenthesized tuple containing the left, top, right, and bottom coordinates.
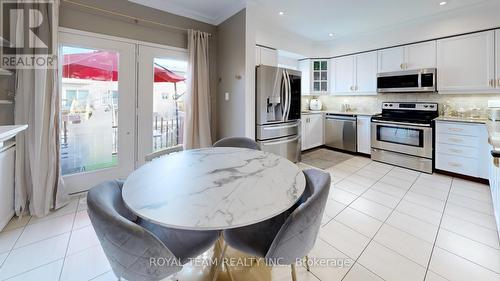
(329, 33, 335, 37)
(439, 1, 447, 6)
(279, 11, 284, 16)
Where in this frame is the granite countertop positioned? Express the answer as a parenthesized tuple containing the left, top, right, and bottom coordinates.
(302, 110, 380, 116)
(434, 116, 488, 124)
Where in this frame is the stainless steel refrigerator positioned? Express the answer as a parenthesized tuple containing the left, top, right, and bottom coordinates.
(256, 65, 301, 162)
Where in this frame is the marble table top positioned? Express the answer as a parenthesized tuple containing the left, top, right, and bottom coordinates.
(122, 147, 306, 231)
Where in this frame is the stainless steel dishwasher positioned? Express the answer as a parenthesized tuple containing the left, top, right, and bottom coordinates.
(325, 114, 357, 152)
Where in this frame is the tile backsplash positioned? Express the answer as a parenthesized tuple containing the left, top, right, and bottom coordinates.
(302, 93, 499, 118)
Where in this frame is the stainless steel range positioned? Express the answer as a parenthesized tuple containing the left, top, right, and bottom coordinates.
(371, 102, 439, 174)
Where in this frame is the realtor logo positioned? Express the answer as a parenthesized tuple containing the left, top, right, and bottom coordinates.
(1, 0, 56, 69)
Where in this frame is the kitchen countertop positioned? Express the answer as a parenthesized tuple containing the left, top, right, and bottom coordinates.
(302, 110, 379, 116)
(434, 116, 488, 124)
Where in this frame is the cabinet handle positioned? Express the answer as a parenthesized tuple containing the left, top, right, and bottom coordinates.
(400, 63, 404, 70)
(490, 79, 495, 88)
(448, 137, 463, 143)
(497, 78, 500, 88)
(448, 162, 462, 168)
(448, 128, 463, 132)
(350, 86, 354, 91)
(449, 148, 463, 154)
(355, 85, 358, 91)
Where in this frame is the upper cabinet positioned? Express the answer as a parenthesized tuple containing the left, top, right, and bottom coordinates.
(255, 46, 278, 67)
(377, 41, 436, 73)
(496, 29, 500, 90)
(298, 59, 329, 95)
(437, 31, 497, 94)
(298, 59, 311, 96)
(331, 56, 355, 93)
(406, 41, 437, 70)
(355, 51, 378, 93)
(377, 47, 404, 73)
(331, 51, 377, 95)
(312, 60, 329, 94)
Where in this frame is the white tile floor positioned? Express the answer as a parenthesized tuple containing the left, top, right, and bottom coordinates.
(0, 154, 499, 281)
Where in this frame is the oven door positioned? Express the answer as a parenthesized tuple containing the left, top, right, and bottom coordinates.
(371, 120, 433, 158)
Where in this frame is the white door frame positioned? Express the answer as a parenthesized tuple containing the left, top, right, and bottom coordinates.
(59, 31, 136, 194)
(136, 45, 188, 166)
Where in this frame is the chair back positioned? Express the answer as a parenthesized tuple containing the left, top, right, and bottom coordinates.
(213, 137, 260, 150)
(145, 144, 183, 162)
(87, 180, 182, 281)
(265, 169, 331, 264)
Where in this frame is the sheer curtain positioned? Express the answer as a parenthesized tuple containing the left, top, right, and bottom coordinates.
(183, 30, 212, 149)
(14, 0, 70, 217)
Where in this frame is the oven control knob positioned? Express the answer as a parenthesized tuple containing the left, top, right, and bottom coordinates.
(430, 105, 435, 108)
(424, 105, 429, 108)
(389, 104, 393, 107)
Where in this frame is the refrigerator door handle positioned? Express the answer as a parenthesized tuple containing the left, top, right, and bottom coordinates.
(282, 70, 290, 121)
(285, 70, 292, 121)
(280, 70, 286, 122)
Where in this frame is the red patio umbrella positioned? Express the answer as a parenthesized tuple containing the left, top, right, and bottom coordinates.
(62, 50, 186, 83)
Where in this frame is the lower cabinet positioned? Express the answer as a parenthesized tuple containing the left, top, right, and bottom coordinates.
(435, 121, 489, 179)
(302, 114, 324, 151)
(357, 116, 371, 155)
(488, 147, 500, 239)
(0, 146, 15, 231)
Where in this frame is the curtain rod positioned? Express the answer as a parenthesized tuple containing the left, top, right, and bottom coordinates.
(62, 0, 212, 37)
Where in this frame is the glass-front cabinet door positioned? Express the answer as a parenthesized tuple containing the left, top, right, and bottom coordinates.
(312, 60, 328, 93)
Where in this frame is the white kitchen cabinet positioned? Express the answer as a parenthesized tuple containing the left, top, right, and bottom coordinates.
(331, 51, 377, 95)
(488, 147, 500, 239)
(302, 114, 324, 150)
(377, 41, 436, 73)
(405, 41, 437, 70)
(356, 116, 371, 155)
(255, 46, 278, 67)
(312, 60, 329, 94)
(0, 146, 15, 231)
(378, 46, 405, 73)
(298, 59, 311, 95)
(437, 31, 497, 94)
(355, 52, 378, 93)
(332, 56, 355, 93)
(435, 121, 489, 179)
(496, 29, 500, 89)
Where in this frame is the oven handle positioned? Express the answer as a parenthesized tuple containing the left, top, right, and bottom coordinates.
(371, 119, 431, 128)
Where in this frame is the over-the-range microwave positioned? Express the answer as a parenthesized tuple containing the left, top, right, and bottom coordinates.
(377, 68, 437, 93)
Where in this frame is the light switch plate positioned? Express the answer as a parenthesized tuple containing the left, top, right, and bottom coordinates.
(225, 92, 230, 101)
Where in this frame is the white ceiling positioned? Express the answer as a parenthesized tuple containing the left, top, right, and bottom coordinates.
(253, 0, 492, 42)
(130, 0, 493, 41)
(128, 0, 246, 25)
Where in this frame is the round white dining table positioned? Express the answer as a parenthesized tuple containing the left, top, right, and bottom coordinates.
(122, 147, 306, 231)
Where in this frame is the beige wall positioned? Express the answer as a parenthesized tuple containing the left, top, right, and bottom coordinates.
(216, 9, 247, 139)
(59, 0, 219, 139)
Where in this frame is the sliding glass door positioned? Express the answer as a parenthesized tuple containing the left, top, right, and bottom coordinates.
(59, 32, 136, 193)
(137, 45, 188, 166)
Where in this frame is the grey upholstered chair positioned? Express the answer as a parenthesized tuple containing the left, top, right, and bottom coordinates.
(223, 169, 331, 280)
(87, 180, 219, 281)
(213, 137, 260, 150)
